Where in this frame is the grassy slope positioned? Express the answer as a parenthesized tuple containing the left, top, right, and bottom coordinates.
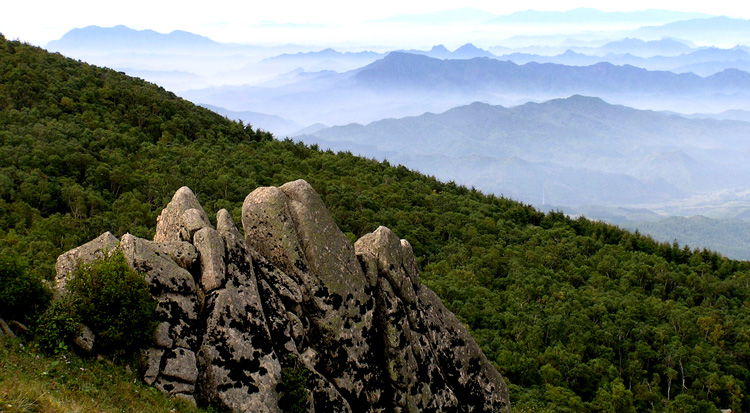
(0, 336, 207, 413)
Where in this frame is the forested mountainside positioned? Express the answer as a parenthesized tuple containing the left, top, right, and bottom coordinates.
(2, 35, 750, 411)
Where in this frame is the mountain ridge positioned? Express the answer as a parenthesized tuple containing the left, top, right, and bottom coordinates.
(46, 25, 220, 52)
(299, 94, 750, 207)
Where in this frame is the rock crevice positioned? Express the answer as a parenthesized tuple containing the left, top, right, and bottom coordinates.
(55, 181, 510, 412)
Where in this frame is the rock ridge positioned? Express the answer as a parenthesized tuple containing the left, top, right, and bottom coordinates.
(55, 181, 510, 412)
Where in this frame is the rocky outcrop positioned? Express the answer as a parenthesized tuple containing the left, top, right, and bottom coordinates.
(55, 181, 510, 412)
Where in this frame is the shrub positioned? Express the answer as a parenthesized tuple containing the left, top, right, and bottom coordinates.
(67, 250, 158, 356)
(36, 298, 80, 353)
(0, 253, 52, 326)
(277, 355, 310, 413)
(36, 250, 157, 357)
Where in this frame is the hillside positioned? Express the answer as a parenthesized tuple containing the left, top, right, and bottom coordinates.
(2, 35, 750, 411)
(0, 335, 207, 412)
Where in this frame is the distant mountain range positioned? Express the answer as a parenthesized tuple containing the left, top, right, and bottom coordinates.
(253, 40, 750, 78)
(354, 52, 750, 93)
(633, 16, 750, 43)
(258, 49, 384, 73)
(496, 46, 750, 76)
(372, 7, 498, 24)
(624, 216, 750, 261)
(200, 104, 304, 137)
(374, 8, 709, 26)
(182, 50, 750, 125)
(255, 39, 750, 76)
(579, 38, 695, 56)
(297, 95, 750, 210)
(46, 25, 220, 52)
(687, 109, 750, 122)
(485, 8, 709, 25)
(399, 44, 496, 59)
(47, 21, 750, 98)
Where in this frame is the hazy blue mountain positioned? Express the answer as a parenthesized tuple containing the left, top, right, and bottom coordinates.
(297, 95, 750, 208)
(681, 46, 750, 62)
(593, 37, 694, 56)
(182, 52, 750, 125)
(291, 123, 329, 136)
(259, 48, 384, 72)
(496, 50, 600, 66)
(263, 48, 383, 62)
(485, 8, 709, 25)
(686, 108, 750, 122)
(452, 44, 496, 59)
(354, 52, 750, 94)
(372, 7, 498, 24)
(633, 17, 750, 44)
(121, 68, 208, 91)
(397, 44, 495, 60)
(200, 104, 304, 137)
(496, 46, 750, 76)
(46, 25, 219, 52)
(559, 205, 665, 225)
(674, 61, 750, 77)
(44, 25, 281, 91)
(625, 216, 750, 260)
(398, 45, 453, 59)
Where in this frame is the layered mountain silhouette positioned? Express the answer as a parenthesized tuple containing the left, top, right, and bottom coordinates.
(185, 52, 750, 125)
(496, 46, 750, 76)
(354, 52, 750, 93)
(633, 16, 750, 43)
(485, 8, 709, 25)
(46, 25, 220, 52)
(297, 95, 750, 208)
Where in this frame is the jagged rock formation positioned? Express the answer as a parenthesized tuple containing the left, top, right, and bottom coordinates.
(55, 180, 510, 412)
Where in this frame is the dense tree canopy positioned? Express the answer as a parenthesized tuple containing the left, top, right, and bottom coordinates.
(1, 35, 749, 411)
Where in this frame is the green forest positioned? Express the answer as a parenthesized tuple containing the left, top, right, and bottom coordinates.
(1, 35, 749, 412)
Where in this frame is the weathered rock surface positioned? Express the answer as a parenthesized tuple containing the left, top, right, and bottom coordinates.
(194, 227, 226, 293)
(55, 231, 119, 292)
(356, 226, 510, 411)
(74, 324, 95, 354)
(154, 186, 210, 243)
(56, 180, 511, 412)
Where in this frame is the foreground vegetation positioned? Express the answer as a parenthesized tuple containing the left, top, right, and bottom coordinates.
(0, 336, 206, 412)
(2, 35, 749, 411)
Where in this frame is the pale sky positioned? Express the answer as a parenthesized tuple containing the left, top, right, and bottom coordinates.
(3, 0, 750, 46)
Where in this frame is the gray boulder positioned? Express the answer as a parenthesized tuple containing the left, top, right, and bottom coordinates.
(162, 347, 199, 383)
(120, 234, 196, 295)
(194, 227, 226, 293)
(198, 210, 282, 413)
(243, 180, 378, 407)
(154, 186, 211, 243)
(356, 225, 510, 412)
(74, 324, 95, 354)
(55, 231, 119, 292)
